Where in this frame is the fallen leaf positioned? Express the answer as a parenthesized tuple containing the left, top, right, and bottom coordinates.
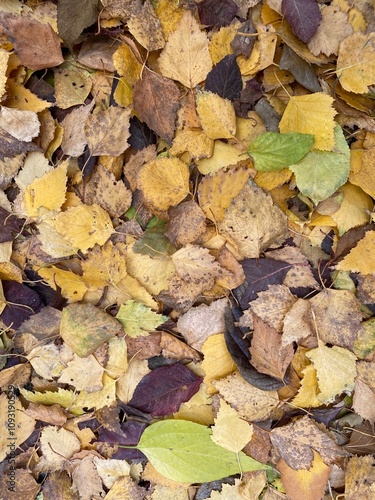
(306, 341, 357, 404)
(211, 399, 253, 453)
(196, 91, 236, 139)
(116, 300, 167, 338)
(281, 0, 322, 44)
(127, 0, 164, 51)
(197, 0, 238, 28)
(0, 107, 40, 142)
(158, 11, 212, 89)
(172, 244, 222, 285)
(57, 0, 99, 46)
(336, 230, 375, 274)
(205, 54, 242, 101)
(201, 333, 237, 394)
(345, 455, 375, 499)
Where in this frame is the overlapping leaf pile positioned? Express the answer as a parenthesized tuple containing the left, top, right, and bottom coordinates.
(0, 0, 375, 498)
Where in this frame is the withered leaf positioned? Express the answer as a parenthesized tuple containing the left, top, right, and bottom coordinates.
(133, 70, 180, 143)
(197, 0, 238, 28)
(1, 15, 63, 70)
(57, 0, 99, 47)
(231, 19, 257, 59)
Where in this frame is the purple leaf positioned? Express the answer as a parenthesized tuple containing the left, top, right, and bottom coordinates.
(128, 363, 202, 416)
(281, 0, 322, 44)
(0, 207, 25, 243)
(197, 0, 237, 28)
(205, 54, 242, 101)
(1, 281, 44, 329)
(233, 78, 263, 117)
(235, 258, 293, 309)
(98, 422, 147, 461)
(129, 116, 157, 150)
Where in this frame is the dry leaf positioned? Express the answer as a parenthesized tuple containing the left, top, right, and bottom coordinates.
(85, 106, 131, 156)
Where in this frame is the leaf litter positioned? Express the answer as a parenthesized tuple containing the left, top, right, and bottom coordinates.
(0, 0, 375, 498)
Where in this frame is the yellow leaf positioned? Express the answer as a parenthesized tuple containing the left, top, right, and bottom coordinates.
(37, 220, 78, 258)
(306, 341, 357, 403)
(174, 383, 213, 426)
(350, 146, 375, 199)
(154, 0, 185, 40)
(292, 364, 321, 408)
(113, 77, 133, 108)
(112, 44, 142, 85)
(209, 22, 239, 64)
(54, 64, 92, 109)
(58, 354, 104, 392)
(336, 230, 375, 274)
(337, 32, 375, 93)
(105, 337, 128, 379)
(38, 426, 81, 471)
(137, 157, 190, 212)
(25, 162, 67, 217)
(158, 10, 212, 88)
(198, 167, 250, 222)
(172, 244, 221, 285)
(49, 204, 114, 252)
(170, 128, 213, 161)
(279, 93, 337, 151)
(4, 78, 51, 112)
(196, 140, 245, 175)
(331, 183, 372, 236)
(36, 266, 88, 302)
(74, 373, 117, 411)
(20, 387, 83, 415)
(0, 241, 22, 282)
(127, 0, 165, 51)
(278, 451, 331, 500)
(237, 24, 277, 76)
(201, 333, 236, 395)
(196, 92, 236, 139)
(211, 399, 253, 453)
(82, 241, 127, 290)
(0, 49, 9, 99)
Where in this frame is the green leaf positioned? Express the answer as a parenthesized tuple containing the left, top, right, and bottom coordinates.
(135, 420, 269, 483)
(134, 221, 176, 257)
(248, 132, 314, 171)
(116, 300, 168, 337)
(289, 125, 350, 204)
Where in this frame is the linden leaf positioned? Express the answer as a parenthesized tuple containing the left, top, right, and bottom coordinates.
(196, 91, 236, 140)
(211, 399, 253, 453)
(85, 105, 131, 156)
(137, 157, 190, 212)
(49, 204, 114, 253)
(158, 10, 212, 89)
(248, 132, 314, 171)
(289, 125, 350, 204)
(306, 341, 357, 404)
(279, 93, 337, 151)
(337, 32, 375, 94)
(134, 420, 268, 483)
(115, 300, 168, 338)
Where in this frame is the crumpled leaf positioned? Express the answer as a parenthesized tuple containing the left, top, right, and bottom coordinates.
(248, 132, 314, 171)
(115, 300, 167, 338)
(134, 419, 268, 483)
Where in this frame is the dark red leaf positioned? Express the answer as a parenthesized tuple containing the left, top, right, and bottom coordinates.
(233, 78, 263, 117)
(205, 54, 242, 101)
(235, 258, 293, 309)
(0, 207, 25, 243)
(281, 0, 322, 44)
(128, 363, 202, 416)
(197, 0, 237, 28)
(1, 281, 44, 329)
(98, 422, 147, 461)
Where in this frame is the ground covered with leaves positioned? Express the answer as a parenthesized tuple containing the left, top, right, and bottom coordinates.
(0, 0, 375, 498)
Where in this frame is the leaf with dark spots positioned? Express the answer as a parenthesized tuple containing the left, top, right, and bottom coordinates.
(0, 207, 25, 243)
(128, 363, 202, 416)
(128, 116, 157, 150)
(224, 305, 285, 390)
(133, 70, 180, 143)
(279, 44, 321, 93)
(0, 128, 38, 161)
(234, 258, 293, 309)
(231, 19, 257, 59)
(205, 54, 242, 101)
(197, 0, 237, 28)
(281, 0, 322, 44)
(1, 281, 44, 329)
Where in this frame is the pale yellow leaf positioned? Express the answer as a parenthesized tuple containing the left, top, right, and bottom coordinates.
(105, 337, 128, 379)
(0, 107, 40, 142)
(292, 364, 321, 409)
(172, 244, 222, 284)
(209, 23, 239, 64)
(0, 49, 9, 99)
(337, 32, 375, 93)
(201, 333, 237, 395)
(279, 93, 337, 151)
(24, 162, 67, 216)
(58, 354, 104, 392)
(49, 204, 114, 252)
(38, 426, 81, 472)
(137, 157, 190, 211)
(82, 241, 127, 290)
(158, 10, 212, 88)
(211, 399, 253, 453)
(306, 341, 357, 403)
(170, 128, 213, 161)
(196, 140, 246, 175)
(116, 358, 150, 404)
(196, 92, 236, 139)
(27, 344, 66, 381)
(74, 373, 117, 411)
(331, 183, 372, 236)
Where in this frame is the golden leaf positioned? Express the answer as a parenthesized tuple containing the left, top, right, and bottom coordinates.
(336, 230, 375, 275)
(211, 399, 253, 453)
(196, 92, 236, 139)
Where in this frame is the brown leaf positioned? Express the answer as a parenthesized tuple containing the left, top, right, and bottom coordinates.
(127, 0, 165, 51)
(250, 314, 294, 380)
(133, 70, 180, 143)
(1, 15, 63, 70)
(165, 201, 206, 247)
(270, 416, 348, 470)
